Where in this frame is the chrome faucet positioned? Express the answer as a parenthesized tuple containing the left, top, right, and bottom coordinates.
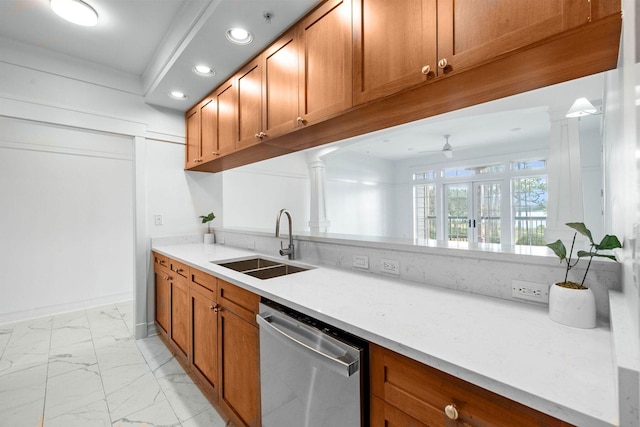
(275, 209, 294, 260)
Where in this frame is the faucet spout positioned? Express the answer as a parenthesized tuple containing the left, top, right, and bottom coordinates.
(275, 209, 294, 260)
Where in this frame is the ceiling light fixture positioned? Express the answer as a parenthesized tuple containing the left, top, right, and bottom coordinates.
(193, 65, 215, 77)
(565, 97, 598, 118)
(442, 134, 453, 158)
(169, 91, 188, 100)
(226, 28, 253, 45)
(50, 0, 98, 27)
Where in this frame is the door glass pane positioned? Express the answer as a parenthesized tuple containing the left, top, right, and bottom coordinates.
(512, 176, 547, 246)
(414, 184, 436, 240)
(476, 182, 501, 244)
(446, 184, 469, 241)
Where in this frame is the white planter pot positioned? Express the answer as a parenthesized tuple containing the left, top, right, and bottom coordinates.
(204, 233, 215, 244)
(548, 283, 596, 328)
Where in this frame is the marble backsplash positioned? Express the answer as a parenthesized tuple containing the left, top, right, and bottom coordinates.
(168, 229, 621, 322)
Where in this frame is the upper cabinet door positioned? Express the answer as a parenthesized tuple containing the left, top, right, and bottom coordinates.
(215, 78, 237, 156)
(200, 98, 217, 163)
(263, 29, 299, 139)
(185, 106, 201, 169)
(298, 0, 353, 125)
(353, 0, 437, 105)
(236, 58, 264, 149)
(436, 0, 593, 74)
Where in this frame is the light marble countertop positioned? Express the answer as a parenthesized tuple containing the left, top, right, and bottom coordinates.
(152, 243, 618, 427)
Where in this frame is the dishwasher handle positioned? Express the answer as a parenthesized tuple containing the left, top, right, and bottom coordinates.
(256, 312, 360, 377)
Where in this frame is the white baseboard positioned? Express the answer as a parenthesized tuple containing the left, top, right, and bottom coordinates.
(0, 292, 133, 325)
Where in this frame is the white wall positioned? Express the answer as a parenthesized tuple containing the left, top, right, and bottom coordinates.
(0, 45, 220, 330)
(222, 153, 310, 232)
(0, 117, 134, 323)
(603, 0, 639, 333)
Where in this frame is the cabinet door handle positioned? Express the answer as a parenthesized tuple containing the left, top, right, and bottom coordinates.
(164, 275, 172, 281)
(421, 65, 431, 75)
(297, 117, 306, 125)
(438, 58, 448, 69)
(175, 268, 183, 273)
(212, 151, 219, 156)
(444, 404, 459, 420)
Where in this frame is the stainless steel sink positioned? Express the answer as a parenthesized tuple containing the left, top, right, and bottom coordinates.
(213, 257, 311, 279)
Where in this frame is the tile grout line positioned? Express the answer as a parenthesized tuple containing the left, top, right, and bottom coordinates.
(87, 305, 116, 426)
(40, 316, 54, 427)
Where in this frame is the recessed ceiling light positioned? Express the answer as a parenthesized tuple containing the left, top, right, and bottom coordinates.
(169, 91, 188, 100)
(193, 65, 215, 77)
(50, 0, 98, 27)
(226, 28, 253, 45)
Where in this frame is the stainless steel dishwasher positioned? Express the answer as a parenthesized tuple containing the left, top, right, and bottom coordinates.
(256, 299, 367, 427)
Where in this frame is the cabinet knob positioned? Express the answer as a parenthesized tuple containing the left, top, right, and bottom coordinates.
(444, 404, 458, 420)
(164, 275, 172, 281)
(297, 117, 306, 125)
(438, 58, 448, 69)
(421, 65, 431, 75)
(259, 131, 266, 138)
(175, 268, 183, 273)
(212, 151, 219, 156)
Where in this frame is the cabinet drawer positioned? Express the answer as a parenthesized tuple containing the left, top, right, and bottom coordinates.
(218, 279, 260, 325)
(152, 252, 169, 270)
(190, 281, 216, 301)
(371, 394, 428, 427)
(190, 268, 217, 293)
(370, 344, 572, 427)
(171, 259, 189, 279)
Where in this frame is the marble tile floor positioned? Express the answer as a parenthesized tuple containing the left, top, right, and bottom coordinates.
(0, 301, 234, 427)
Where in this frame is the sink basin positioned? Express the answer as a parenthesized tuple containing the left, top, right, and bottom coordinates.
(213, 257, 311, 280)
(217, 257, 281, 272)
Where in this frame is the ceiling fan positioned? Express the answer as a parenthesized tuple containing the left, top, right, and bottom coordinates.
(418, 134, 454, 158)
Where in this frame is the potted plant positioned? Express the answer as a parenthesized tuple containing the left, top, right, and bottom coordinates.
(199, 212, 216, 244)
(546, 222, 621, 328)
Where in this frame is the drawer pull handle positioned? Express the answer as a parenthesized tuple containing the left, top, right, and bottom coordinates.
(444, 404, 458, 420)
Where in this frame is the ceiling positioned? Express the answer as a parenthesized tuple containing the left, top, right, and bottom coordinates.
(0, 0, 320, 111)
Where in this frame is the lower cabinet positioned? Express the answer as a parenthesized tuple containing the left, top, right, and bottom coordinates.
(218, 279, 261, 427)
(370, 344, 573, 427)
(190, 281, 218, 390)
(170, 274, 190, 358)
(153, 259, 170, 336)
(151, 252, 260, 427)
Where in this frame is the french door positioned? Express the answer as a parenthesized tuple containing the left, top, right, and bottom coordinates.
(444, 181, 502, 243)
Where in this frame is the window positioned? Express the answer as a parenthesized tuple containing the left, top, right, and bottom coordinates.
(412, 159, 547, 247)
(512, 176, 547, 246)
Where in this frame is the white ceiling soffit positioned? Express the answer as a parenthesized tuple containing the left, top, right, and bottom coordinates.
(0, 0, 320, 111)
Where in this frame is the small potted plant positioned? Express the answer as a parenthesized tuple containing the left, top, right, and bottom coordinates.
(546, 222, 621, 328)
(199, 212, 216, 244)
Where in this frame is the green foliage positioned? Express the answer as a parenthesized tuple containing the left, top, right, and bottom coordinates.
(199, 212, 216, 233)
(199, 212, 215, 224)
(545, 222, 622, 287)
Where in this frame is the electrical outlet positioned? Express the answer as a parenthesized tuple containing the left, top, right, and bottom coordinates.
(512, 280, 549, 303)
(154, 214, 163, 226)
(353, 255, 369, 269)
(381, 258, 400, 275)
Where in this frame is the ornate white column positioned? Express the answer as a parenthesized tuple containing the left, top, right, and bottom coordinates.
(306, 151, 331, 233)
(544, 107, 585, 244)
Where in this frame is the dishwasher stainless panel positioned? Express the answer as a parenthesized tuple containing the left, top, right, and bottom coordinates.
(257, 300, 367, 427)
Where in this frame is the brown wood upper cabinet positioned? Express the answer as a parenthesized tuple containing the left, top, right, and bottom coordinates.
(236, 58, 264, 149)
(353, 0, 616, 106)
(298, 0, 353, 124)
(185, 78, 237, 169)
